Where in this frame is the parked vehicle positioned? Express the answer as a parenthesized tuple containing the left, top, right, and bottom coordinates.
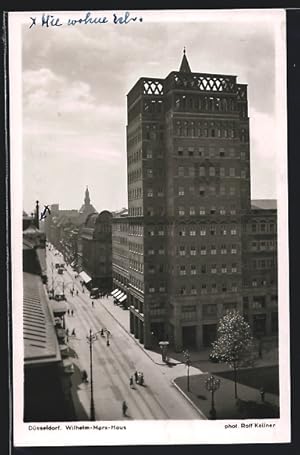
(90, 287, 100, 299)
(54, 292, 66, 301)
(58, 268, 64, 275)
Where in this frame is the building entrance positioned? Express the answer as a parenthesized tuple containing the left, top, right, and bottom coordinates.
(182, 326, 196, 349)
(150, 322, 165, 344)
(203, 324, 217, 347)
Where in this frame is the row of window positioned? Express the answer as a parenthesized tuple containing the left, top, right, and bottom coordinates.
(129, 259, 144, 273)
(173, 96, 241, 115)
(177, 165, 246, 178)
(176, 146, 247, 160)
(176, 244, 238, 255)
(250, 223, 276, 234)
(129, 276, 144, 293)
(128, 241, 143, 254)
(251, 240, 276, 251)
(178, 263, 239, 274)
(176, 282, 239, 295)
(128, 168, 142, 184)
(177, 206, 239, 216)
(252, 259, 276, 270)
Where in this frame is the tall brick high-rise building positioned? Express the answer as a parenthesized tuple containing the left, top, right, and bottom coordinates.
(120, 51, 277, 351)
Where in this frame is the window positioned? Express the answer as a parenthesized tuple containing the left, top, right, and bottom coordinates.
(148, 230, 155, 237)
(211, 283, 217, 293)
(159, 285, 166, 293)
(147, 150, 153, 159)
(221, 264, 227, 273)
(190, 287, 197, 295)
(179, 229, 186, 236)
(199, 207, 206, 215)
(147, 169, 153, 178)
(190, 246, 197, 256)
(252, 241, 257, 251)
(210, 207, 216, 215)
(179, 266, 186, 276)
(209, 167, 216, 177)
(149, 287, 155, 293)
(220, 226, 227, 235)
(251, 223, 257, 233)
(220, 185, 225, 195)
(191, 265, 197, 275)
(200, 246, 207, 255)
(201, 284, 207, 294)
(231, 244, 237, 254)
(230, 207, 236, 215)
(241, 170, 246, 178)
(199, 186, 205, 196)
(147, 189, 153, 197)
(252, 279, 258, 287)
(229, 186, 235, 195)
(231, 227, 237, 235)
(179, 246, 186, 256)
(211, 246, 217, 255)
(220, 167, 225, 177)
(229, 168, 235, 177)
(189, 185, 195, 193)
(190, 229, 196, 236)
(158, 230, 164, 236)
(190, 207, 196, 216)
(210, 185, 216, 195)
(220, 208, 226, 215)
(229, 147, 235, 157)
(219, 147, 225, 157)
(222, 284, 227, 292)
(209, 147, 215, 157)
(210, 225, 217, 235)
(148, 249, 154, 255)
(199, 166, 205, 177)
(241, 151, 246, 160)
(211, 264, 217, 274)
(231, 284, 238, 292)
(178, 187, 185, 196)
(180, 287, 186, 295)
(200, 227, 206, 236)
(203, 304, 217, 316)
(221, 245, 227, 254)
(178, 166, 185, 177)
(189, 167, 195, 177)
(260, 223, 266, 232)
(158, 248, 165, 255)
(231, 263, 237, 273)
(149, 265, 155, 274)
(179, 207, 185, 216)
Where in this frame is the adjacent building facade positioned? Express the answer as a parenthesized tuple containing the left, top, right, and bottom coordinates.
(124, 51, 277, 350)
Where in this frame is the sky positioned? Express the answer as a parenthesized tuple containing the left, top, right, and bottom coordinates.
(21, 9, 285, 214)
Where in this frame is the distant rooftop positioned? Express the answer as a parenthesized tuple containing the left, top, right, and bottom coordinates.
(251, 199, 277, 210)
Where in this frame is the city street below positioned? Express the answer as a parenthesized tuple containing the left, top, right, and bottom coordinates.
(47, 248, 202, 421)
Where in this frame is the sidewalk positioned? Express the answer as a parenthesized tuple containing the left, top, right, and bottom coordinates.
(99, 296, 279, 375)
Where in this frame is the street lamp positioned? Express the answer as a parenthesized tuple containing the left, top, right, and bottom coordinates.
(205, 375, 221, 420)
(86, 329, 101, 421)
(183, 349, 191, 392)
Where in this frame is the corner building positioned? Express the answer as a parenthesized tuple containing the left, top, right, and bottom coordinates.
(126, 52, 275, 351)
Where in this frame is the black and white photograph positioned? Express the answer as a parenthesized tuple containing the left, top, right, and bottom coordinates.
(10, 9, 290, 445)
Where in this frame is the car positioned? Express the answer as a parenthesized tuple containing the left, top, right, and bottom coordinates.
(90, 287, 100, 299)
(54, 293, 66, 301)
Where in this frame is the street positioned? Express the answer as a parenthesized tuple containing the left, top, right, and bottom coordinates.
(47, 248, 201, 421)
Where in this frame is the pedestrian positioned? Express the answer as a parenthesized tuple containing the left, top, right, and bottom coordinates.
(106, 339, 110, 346)
(66, 328, 69, 336)
(67, 309, 70, 315)
(122, 401, 128, 417)
(71, 328, 76, 336)
(101, 328, 104, 337)
(82, 370, 88, 383)
(92, 300, 94, 308)
(140, 373, 144, 386)
(71, 309, 74, 317)
(130, 376, 133, 388)
(260, 387, 265, 402)
(134, 371, 138, 383)
(76, 290, 79, 296)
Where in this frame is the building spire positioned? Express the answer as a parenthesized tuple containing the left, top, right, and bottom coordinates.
(84, 186, 90, 205)
(179, 47, 191, 73)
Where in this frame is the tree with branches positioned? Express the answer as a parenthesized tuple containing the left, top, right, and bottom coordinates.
(210, 310, 254, 399)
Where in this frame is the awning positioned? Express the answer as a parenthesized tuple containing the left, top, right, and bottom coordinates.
(79, 271, 92, 283)
(119, 295, 127, 303)
(116, 292, 125, 301)
(114, 290, 123, 298)
(111, 289, 119, 296)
